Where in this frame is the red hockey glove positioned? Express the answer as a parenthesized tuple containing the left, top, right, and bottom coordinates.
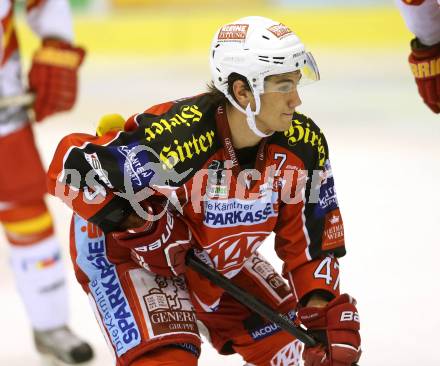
(28, 39, 86, 122)
(409, 38, 440, 113)
(111, 200, 193, 277)
(297, 294, 361, 366)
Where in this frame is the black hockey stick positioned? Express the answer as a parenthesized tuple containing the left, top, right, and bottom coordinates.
(186, 251, 359, 365)
(186, 251, 315, 345)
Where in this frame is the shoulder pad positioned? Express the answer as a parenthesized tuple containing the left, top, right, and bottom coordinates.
(131, 94, 221, 182)
(269, 111, 328, 169)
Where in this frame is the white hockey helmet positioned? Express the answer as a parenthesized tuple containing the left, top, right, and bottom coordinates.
(210, 16, 319, 137)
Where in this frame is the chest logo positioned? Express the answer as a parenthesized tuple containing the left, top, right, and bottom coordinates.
(204, 232, 269, 278)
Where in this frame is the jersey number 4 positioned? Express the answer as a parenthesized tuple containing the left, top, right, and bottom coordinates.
(313, 256, 340, 291)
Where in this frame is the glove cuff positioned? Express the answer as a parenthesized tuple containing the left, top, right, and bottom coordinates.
(34, 39, 85, 69)
(410, 37, 440, 59)
(42, 38, 72, 48)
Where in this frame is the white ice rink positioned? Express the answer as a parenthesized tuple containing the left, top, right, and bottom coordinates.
(1, 48, 439, 365)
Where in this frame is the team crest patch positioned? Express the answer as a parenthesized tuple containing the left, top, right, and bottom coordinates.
(267, 24, 293, 39)
(203, 232, 270, 278)
(322, 208, 344, 250)
(218, 24, 249, 41)
(270, 340, 302, 366)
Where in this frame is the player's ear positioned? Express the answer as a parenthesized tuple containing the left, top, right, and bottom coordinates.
(232, 79, 252, 109)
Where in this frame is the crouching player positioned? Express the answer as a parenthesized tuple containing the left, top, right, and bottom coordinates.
(48, 16, 361, 366)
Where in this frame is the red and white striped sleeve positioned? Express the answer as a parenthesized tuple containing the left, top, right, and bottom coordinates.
(26, 0, 73, 43)
(395, 0, 440, 46)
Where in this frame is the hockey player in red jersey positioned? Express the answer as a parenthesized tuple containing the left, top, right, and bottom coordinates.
(395, 0, 440, 113)
(0, 0, 92, 364)
(47, 16, 361, 366)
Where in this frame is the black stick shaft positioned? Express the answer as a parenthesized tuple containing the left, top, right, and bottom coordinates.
(186, 252, 359, 366)
(186, 251, 316, 347)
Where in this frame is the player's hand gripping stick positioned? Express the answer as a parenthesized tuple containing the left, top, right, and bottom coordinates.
(186, 251, 360, 366)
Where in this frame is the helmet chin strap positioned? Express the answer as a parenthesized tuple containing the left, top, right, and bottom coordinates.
(245, 104, 272, 138)
(226, 93, 273, 138)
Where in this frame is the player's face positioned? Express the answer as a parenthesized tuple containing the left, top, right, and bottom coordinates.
(256, 71, 302, 133)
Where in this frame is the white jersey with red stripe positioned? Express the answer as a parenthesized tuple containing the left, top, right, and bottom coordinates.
(0, 0, 73, 135)
(395, 0, 440, 46)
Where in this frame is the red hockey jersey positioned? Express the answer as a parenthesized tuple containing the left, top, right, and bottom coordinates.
(48, 93, 345, 308)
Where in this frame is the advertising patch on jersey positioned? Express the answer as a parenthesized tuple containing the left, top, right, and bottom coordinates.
(218, 24, 249, 41)
(73, 215, 141, 356)
(258, 175, 284, 199)
(267, 23, 293, 39)
(84, 152, 114, 188)
(116, 144, 156, 189)
(246, 310, 296, 341)
(170, 343, 200, 358)
(245, 253, 291, 301)
(322, 208, 345, 251)
(207, 185, 228, 198)
(128, 269, 200, 340)
(284, 117, 326, 168)
(141, 104, 213, 172)
(207, 160, 229, 198)
(204, 197, 277, 228)
(314, 159, 339, 218)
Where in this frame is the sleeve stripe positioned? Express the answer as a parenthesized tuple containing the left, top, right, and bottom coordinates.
(299, 186, 312, 261)
(288, 271, 300, 303)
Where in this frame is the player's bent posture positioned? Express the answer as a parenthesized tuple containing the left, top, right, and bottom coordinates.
(48, 16, 361, 366)
(395, 0, 440, 113)
(0, 0, 92, 364)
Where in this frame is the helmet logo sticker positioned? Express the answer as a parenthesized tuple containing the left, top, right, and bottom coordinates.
(267, 24, 293, 39)
(218, 24, 249, 41)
